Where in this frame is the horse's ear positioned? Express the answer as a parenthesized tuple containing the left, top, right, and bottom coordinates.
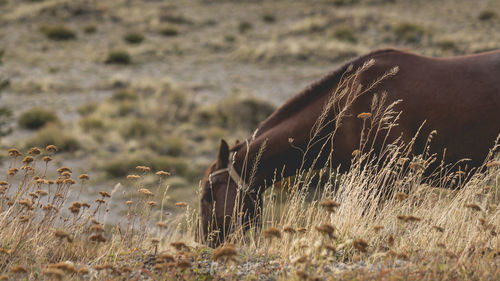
(216, 139, 229, 169)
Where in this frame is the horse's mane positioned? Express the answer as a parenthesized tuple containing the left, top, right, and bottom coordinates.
(230, 48, 399, 153)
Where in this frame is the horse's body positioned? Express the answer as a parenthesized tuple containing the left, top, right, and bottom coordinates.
(200, 49, 500, 247)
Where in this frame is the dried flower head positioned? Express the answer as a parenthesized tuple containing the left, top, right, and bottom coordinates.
(28, 147, 41, 155)
(394, 192, 408, 201)
(8, 148, 22, 157)
(263, 227, 282, 239)
(357, 112, 372, 119)
(95, 199, 106, 204)
(465, 203, 482, 212)
(22, 156, 34, 164)
(351, 149, 361, 156)
(156, 170, 170, 177)
(373, 225, 384, 232)
(89, 234, 106, 243)
(127, 174, 140, 180)
(138, 188, 154, 196)
(61, 171, 71, 178)
(42, 156, 53, 162)
(433, 225, 444, 232)
(0, 181, 8, 186)
(486, 160, 499, 168)
(296, 270, 309, 280)
(176, 260, 192, 270)
(283, 226, 296, 234)
(156, 221, 168, 228)
(325, 244, 336, 254)
(319, 199, 340, 212)
(159, 252, 175, 262)
(296, 227, 307, 234)
(10, 265, 27, 274)
(353, 239, 369, 252)
(46, 145, 58, 152)
(54, 230, 71, 241)
(136, 165, 151, 172)
(213, 244, 238, 261)
(90, 225, 105, 233)
(42, 268, 64, 280)
(316, 223, 335, 238)
(8, 168, 18, 176)
(175, 202, 188, 207)
(170, 242, 189, 251)
(78, 174, 90, 180)
(99, 191, 111, 198)
(77, 267, 89, 275)
(57, 167, 72, 174)
(146, 201, 158, 207)
(125, 200, 133, 205)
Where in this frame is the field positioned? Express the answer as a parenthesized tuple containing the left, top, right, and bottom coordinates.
(0, 0, 499, 280)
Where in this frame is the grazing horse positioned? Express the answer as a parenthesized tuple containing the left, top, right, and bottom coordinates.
(199, 49, 500, 247)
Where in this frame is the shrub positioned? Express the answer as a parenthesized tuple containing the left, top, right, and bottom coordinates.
(478, 10, 497, 21)
(77, 103, 98, 116)
(393, 22, 427, 43)
(238, 21, 253, 33)
(160, 25, 179, 36)
(332, 26, 357, 43)
(262, 13, 276, 23)
(18, 108, 59, 130)
(24, 124, 80, 152)
(435, 39, 456, 51)
(120, 119, 155, 138)
(195, 95, 275, 131)
(123, 32, 144, 44)
(103, 154, 189, 178)
(83, 24, 97, 34)
(79, 116, 105, 132)
(111, 89, 138, 101)
(105, 50, 131, 64)
(41, 25, 77, 41)
(0, 107, 12, 136)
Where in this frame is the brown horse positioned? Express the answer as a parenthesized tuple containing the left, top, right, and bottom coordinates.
(199, 49, 500, 247)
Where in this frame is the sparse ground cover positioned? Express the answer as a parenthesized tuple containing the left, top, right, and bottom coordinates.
(0, 0, 499, 279)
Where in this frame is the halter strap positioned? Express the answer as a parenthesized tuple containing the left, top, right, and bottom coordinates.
(209, 152, 250, 191)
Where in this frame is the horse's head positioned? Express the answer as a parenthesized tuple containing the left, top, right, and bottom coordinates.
(199, 139, 261, 247)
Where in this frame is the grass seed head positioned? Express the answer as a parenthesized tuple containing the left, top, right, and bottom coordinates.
(486, 160, 499, 168)
(373, 225, 384, 232)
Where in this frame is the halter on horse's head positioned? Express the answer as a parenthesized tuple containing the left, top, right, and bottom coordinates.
(199, 140, 260, 247)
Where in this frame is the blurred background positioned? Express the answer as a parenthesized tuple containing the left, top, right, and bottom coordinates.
(0, 0, 499, 218)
